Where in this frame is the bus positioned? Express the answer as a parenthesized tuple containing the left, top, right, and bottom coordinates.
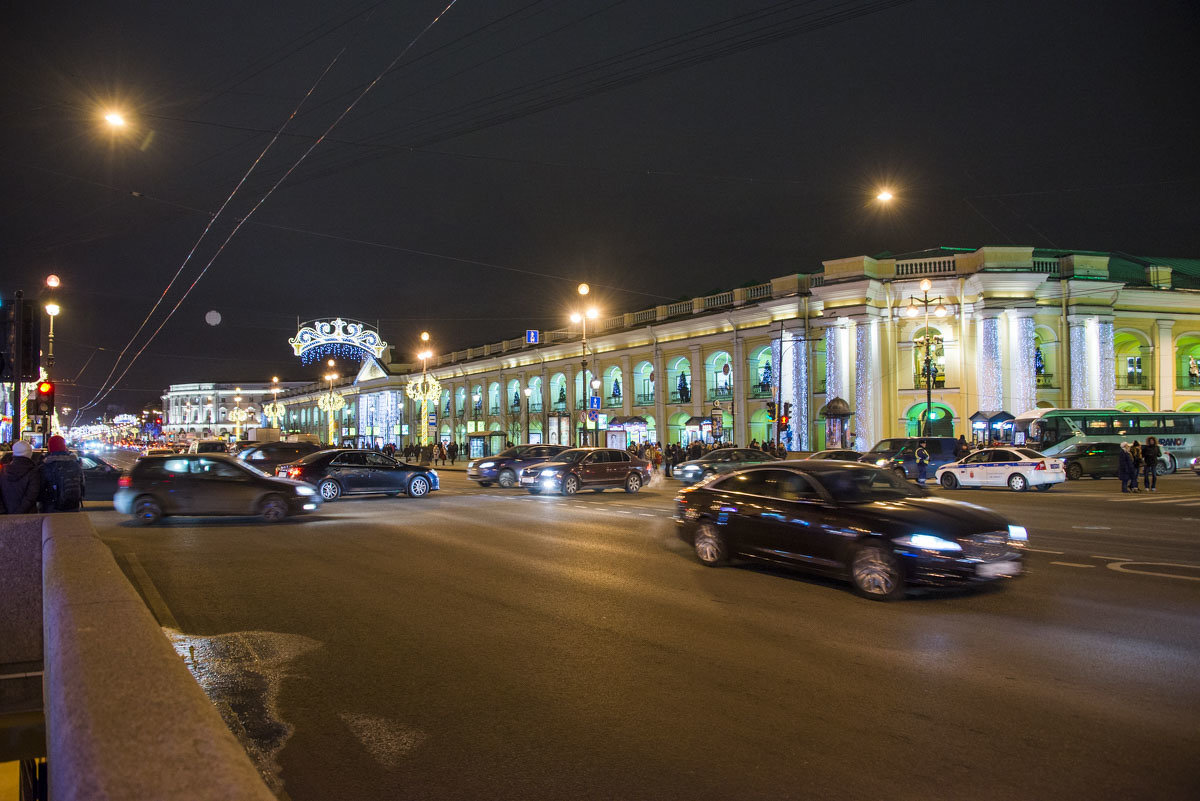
(1011, 408, 1200, 473)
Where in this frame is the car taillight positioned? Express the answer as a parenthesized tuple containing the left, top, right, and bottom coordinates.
(118, 476, 132, 488)
(287, 467, 302, 478)
(1034, 461, 1046, 471)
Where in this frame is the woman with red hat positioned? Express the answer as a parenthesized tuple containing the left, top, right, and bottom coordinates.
(40, 435, 84, 512)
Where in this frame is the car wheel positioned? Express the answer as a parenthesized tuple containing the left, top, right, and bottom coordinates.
(940, 472, 958, 490)
(625, 473, 642, 493)
(260, 495, 288, 523)
(562, 475, 580, 495)
(318, 479, 341, 501)
(497, 470, 516, 488)
(850, 541, 905, 601)
(1036, 484, 1053, 492)
(132, 496, 162, 526)
(1008, 473, 1028, 492)
(1155, 457, 1173, 476)
(1065, 463, 1082, 481)
(693, 523, 728, 566)
(408, 476, 430, 497)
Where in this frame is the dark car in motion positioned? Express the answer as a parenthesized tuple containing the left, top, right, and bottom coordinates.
(114, 454, 320, 525)
(520, 448, 651, 495)
(468, 444, 569, 488)
(674, 461, 1026, 600)
(237, 440, 322, 472)
(802, 449, 864, 461)
(672, 447, 779, 485)
(276, 449, 439, 501)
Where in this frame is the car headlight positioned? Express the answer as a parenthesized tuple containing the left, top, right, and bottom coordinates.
(479, 461, 494, 469)
(294, 485, 315, 496)
(1007, 525, 1028, 543)
(895, 534, 963, 552)
(540, 468, 559, 477)
(682, 466, 700, 473)
(875, 458, 889, 466)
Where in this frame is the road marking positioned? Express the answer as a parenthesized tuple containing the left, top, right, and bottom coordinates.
(1050, 561, 1096, 568)
(1105, 561, 1200, 581)
(1025, 547, 1065, 554)
(1072, 525, 1111, 530)
(123, 552, 181, 630)
(638, 513, 655, 517)
(1090, 555, 1133, 561)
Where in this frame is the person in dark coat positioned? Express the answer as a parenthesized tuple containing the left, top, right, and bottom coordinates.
(1117, 442, 1136, 493)
(1, 441, 42, 514)
(1141, 436, 1162, 491)
(40, 435, 84, 512)
(954, 434, 970, 460)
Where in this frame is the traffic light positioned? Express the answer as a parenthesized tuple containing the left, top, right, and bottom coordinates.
(27, 380, 54, 417)
(766, 401, 777, 421)
(779, 401, 792, 428)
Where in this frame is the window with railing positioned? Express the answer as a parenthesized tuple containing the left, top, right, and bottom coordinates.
(551, 400, 566, 412)
(489, 405, 500, 416)
(529, 401, 543, 413)
(605, 395, 622, 408)
(1035, 373, 1057, 389)
(634, 392, 654, 406)
(1115, 375, 1151, 390)
(749, 385, 773, 399)
(912, 373, 948, 389)
(707, 386, 734, 402)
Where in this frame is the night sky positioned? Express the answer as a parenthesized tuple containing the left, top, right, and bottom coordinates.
(3, 0, 1198, 416)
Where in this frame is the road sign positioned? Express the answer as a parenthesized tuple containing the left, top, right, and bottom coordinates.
(589, 395, 601, 410)
(525, 329, 540, 344)
(587, 409, 600, 422)
(427, 413, 437, 425)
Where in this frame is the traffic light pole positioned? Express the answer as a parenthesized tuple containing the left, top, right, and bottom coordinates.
(11, 290, 24, 439)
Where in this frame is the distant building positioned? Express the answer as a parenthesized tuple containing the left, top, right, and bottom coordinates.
(161, 381, 307, 439)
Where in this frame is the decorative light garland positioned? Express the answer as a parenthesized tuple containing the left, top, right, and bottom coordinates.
(1097, 319, 1116, 407)
(290, 318, 388, 365)
(793, 330, 810, 451)
(406, 374, 442, 447)
(825, 326, 842, 400)
(1012, 315, 1037, 414)
(1069, 318, 1089, 407)
(854, 321, 874, 451)
(977, 315, 1002, 410)
(317, 391, 346, 444)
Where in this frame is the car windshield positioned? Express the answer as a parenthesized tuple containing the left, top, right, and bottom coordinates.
(868, 439, 907, 454)
(1017, 448, 1045, 459)
(553, 449, 590, 463)
(809, 465, 925, 503)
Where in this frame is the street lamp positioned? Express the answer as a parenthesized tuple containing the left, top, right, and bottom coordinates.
(876, 189, 894, 202)
(318, 372, 344, 446)
(104, 111, 126, 128)
(263, 376, 285, 430)
(229, 390, 250, 440)
(44, 302, 60, 374)
(406, 331, 440, 453)
(569, 304, 600, 445)
(904, 278, 948, 436)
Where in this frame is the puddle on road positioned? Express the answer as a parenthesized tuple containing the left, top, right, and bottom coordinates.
(165, 629, 320, 795)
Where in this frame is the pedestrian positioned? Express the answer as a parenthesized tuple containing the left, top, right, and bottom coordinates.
(954, 434, 970, 460)
(1129, 440, 1144, 492)
(1, 440, 42, 514)
(1117, 442, 1136, 493)
(1142, 436, 1161, 491)
(915, 440, 930, 485)
(448, 441, 458, 465)
(39, 435, 85, 513)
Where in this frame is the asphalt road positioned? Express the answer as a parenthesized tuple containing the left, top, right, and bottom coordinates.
(86, 464, 1200, 801)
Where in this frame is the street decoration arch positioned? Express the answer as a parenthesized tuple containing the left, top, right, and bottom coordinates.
(289, 318, 388, 365)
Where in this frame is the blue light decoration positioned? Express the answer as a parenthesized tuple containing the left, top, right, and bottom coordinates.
(289, 318, 388, 366)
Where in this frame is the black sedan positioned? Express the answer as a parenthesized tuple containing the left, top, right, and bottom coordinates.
(113, 453, 320, 525)
(467, 444, 569, 488)
(674, 461, 1026, 600)
(276, 449, 439, 501)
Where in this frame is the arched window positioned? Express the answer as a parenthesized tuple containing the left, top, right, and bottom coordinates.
(574, 369, 596, 409)
(1175, 333, 1200, 391)
(666, 356, 692, 404)
(1033, 326, 1058, 389)
(604, 365, 623, 408)
(911, 327, 945, 389)
(905, 402, 955, 438)
(455, 387, 466, 416)
(471, 384, 483, 414)
(487, 382, 501, 415)
(747, 346, 772, 398)
(441, 389, 451, 416)
(507, 379, 521, 412)
(1114, 330, 1151, 390)
(633, 361, 654, 405)
(704, 350, 733, 401)
(526, 376, 543, 413)
(549, 373, 567, 411)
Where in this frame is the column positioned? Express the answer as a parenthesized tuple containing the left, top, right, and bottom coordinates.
(788, 327, 812, 451)
(689, 344, 703, 419)
(824, 324, 845, 400)
(1068, 315, 1089, 407)
(619, 354, 632, 418)
(1097, 318, 1116, 408)
(976, 311, 1003, 411)
(1006, 309, 1037, 415)
(850, 317, 880, 452)
(1155, 319, 1175, 411)
(653, 349, 666, 445)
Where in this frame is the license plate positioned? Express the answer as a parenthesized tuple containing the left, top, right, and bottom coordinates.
(520, 475, 534, 485)
(977, 561, 1021, 578)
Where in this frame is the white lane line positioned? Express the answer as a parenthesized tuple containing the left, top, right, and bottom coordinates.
(1072, 525, 1111, 531)
(123, 553, 181, 630)
(1090, 555, 1133, 561)
(1050, 561, 1096, 568)
(638, 513, 655, 517)
(1025, 547, 1065, 554)
(1106, 562, 1200, 581)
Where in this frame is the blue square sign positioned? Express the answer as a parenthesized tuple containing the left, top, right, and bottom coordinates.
(589, 395, 601, 410)
(526, 329, 540, 344)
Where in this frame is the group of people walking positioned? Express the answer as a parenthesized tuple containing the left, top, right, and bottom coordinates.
(0, 436, 85, 514)
(1117, 436, 1161, 493)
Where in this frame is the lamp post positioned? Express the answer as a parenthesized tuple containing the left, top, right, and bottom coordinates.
(904, 278, 948, 436)
(569, 283, 599, 445)
(318, 372, 345, 446)
(229, 389, 250, 440)
(523, 387, 533, 442)
(262, 376, 286, 430)
(44, 302, 60, 375)
(405, 332, 440, 453)
(591, 377, 602, 447)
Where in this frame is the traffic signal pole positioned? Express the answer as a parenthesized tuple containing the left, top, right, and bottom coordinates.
(11, 290, 24, 439)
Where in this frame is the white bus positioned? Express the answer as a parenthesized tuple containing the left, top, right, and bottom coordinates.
(1011, 408, 1200, 473)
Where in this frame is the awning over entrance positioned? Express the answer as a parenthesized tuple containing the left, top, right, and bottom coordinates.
(970, 410, 1014, 426)
(608, 416, 648, 426)
(818, 397, 852, 418)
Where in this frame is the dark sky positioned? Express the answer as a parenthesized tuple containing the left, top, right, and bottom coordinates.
(3, 0, 1198, 416)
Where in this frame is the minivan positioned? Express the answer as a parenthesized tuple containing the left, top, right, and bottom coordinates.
(861, 437, 960, 478)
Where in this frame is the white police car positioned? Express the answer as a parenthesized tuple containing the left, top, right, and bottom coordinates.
(936, 447, 1065, 492)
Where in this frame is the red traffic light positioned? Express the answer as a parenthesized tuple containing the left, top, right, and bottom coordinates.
(38, 381, 53, 394)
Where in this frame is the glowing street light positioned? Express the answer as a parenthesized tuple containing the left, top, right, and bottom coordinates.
(407, 332, 440, 452)
(876, 189, 894, 202)
(104, 111, 126, 128)
(570, 302, 602, 446)
(45, 274, 61, 289)
(318, 372, 344, 445)
(577, 283, 590, 296)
